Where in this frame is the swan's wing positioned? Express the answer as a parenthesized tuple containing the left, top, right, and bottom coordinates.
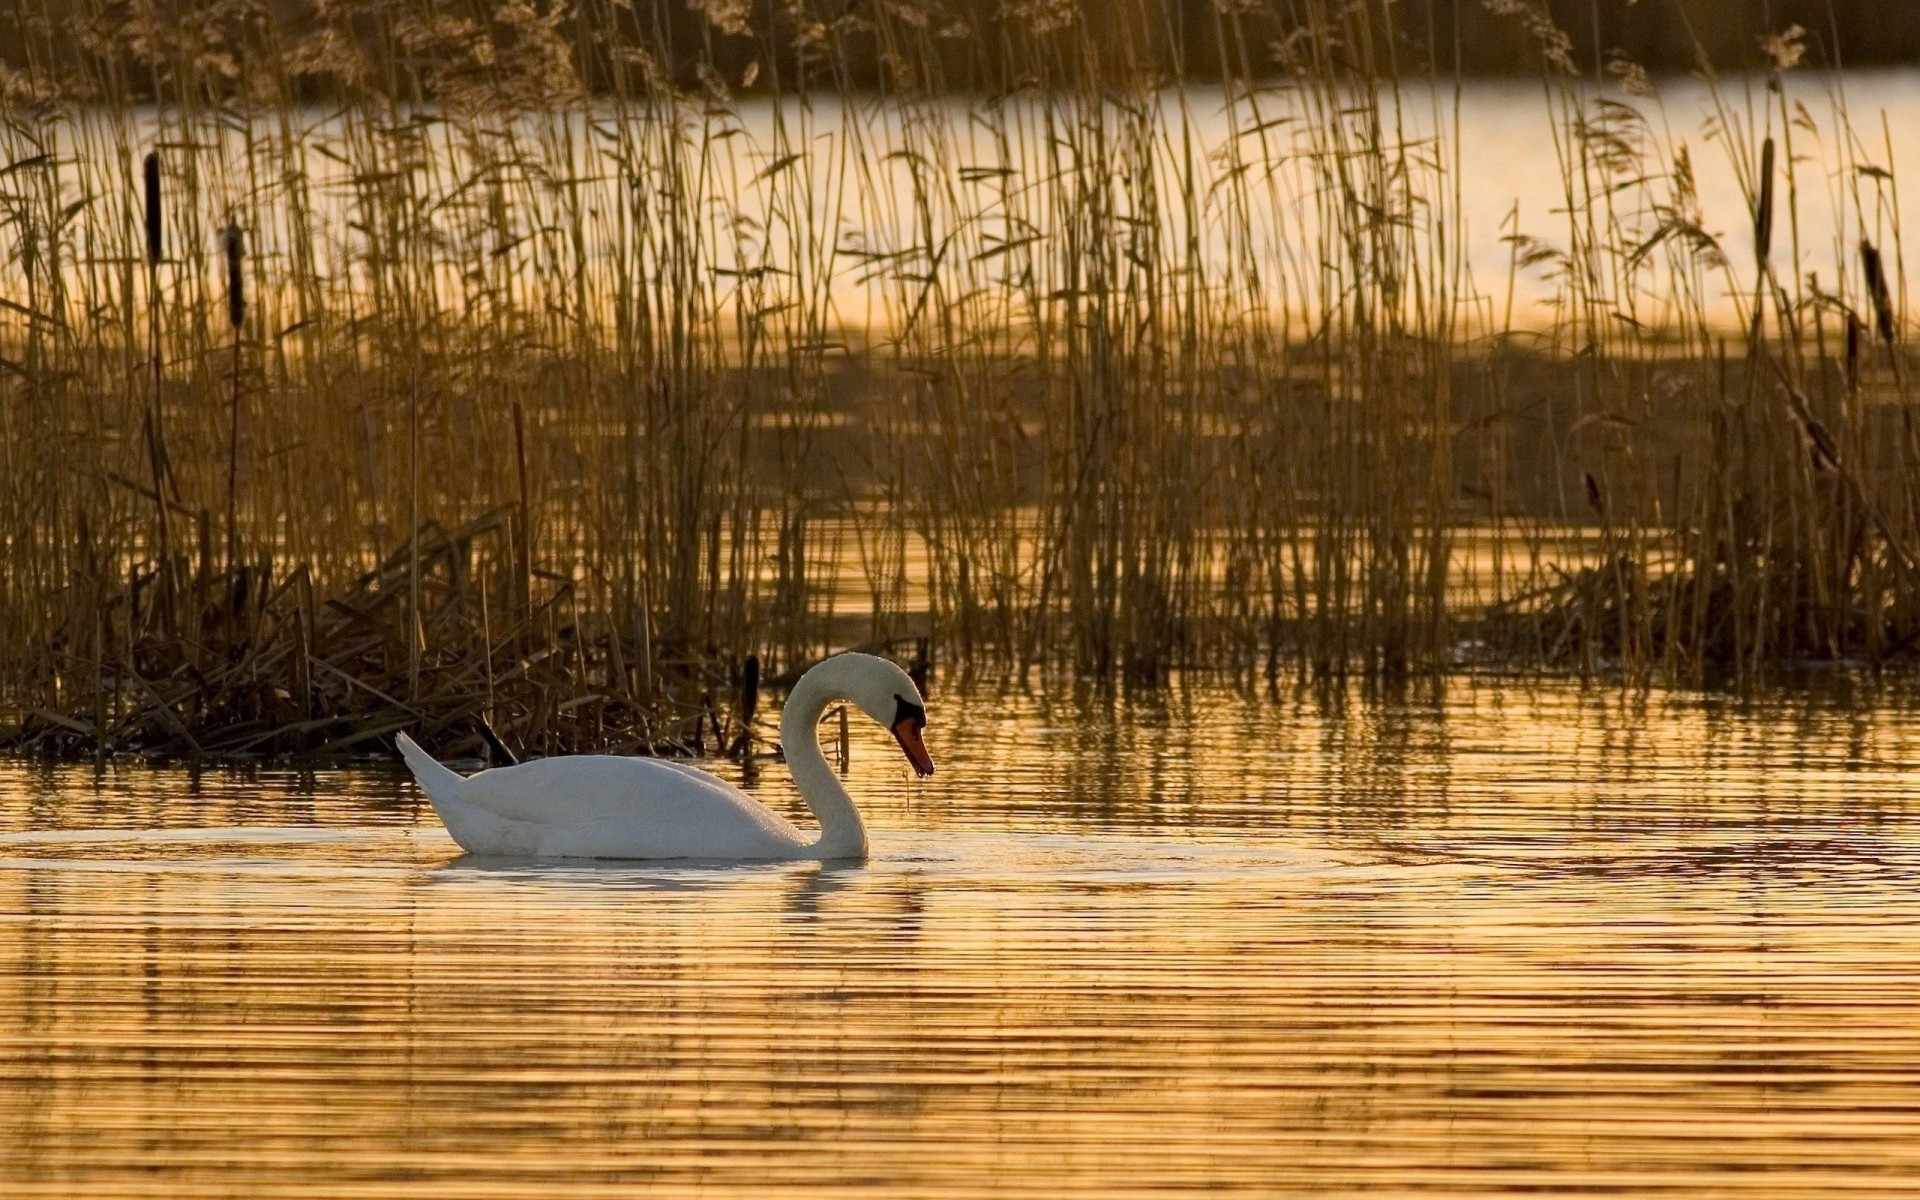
(646, 758, 741, 790)
(454, 754, 801, 844)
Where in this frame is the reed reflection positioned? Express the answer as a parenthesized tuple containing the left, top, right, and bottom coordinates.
(3, 677, 1920, 1195)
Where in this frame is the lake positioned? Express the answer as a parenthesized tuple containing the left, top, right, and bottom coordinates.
(6, 674, 1920, 1196)
(20, 71, 1918, 342)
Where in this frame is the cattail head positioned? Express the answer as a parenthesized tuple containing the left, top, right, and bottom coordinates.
(1754, 138, 1775, 274)
(1847, 312, 1863, 393)
(223, 222, 245, 330)
(1862, 239, 1896, 345)
(739, 653, 759, 726)
(143, 152, 162, 265)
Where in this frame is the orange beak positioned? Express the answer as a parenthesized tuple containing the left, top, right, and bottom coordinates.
(891, 717, 935, 777)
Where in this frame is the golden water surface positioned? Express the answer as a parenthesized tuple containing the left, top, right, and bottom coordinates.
(5, 676, 1920, 1197)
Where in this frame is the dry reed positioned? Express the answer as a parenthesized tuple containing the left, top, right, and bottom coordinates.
(0, 0, 1914, 759)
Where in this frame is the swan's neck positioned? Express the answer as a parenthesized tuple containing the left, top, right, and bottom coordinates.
(781, 668, 868, 860)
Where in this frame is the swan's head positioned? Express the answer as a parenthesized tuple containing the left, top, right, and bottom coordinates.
(842, 653, 934, 778)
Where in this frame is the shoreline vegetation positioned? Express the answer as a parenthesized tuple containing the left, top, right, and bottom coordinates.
(1, 0, 1915, 761)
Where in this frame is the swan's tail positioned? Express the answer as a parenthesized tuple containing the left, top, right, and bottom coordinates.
(396, 733, 468, 807)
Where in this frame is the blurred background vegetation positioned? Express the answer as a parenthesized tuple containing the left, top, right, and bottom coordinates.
(4, 0, 1916, 97)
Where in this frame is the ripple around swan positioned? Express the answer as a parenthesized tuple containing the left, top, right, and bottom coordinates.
(8, 676, 1920, 1196)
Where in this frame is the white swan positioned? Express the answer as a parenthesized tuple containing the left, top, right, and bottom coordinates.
(395, 652, 932, 861)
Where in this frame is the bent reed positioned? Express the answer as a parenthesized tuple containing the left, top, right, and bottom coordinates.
(0, 0, 1913, 759)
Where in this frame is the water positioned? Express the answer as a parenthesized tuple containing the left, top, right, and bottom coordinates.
(6, 676, 1920, 1196)
(18, 72, 1916, 344)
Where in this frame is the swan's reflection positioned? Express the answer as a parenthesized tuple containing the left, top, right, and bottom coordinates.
(783, 861, 860, 921)
(428, 852, 808, 898)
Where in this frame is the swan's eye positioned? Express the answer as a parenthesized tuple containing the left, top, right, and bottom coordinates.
(892, 694, 926, 729)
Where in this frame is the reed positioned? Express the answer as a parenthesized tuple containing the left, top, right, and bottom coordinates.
(222, 220, 242, 575)
(0, 0, 1914, 758)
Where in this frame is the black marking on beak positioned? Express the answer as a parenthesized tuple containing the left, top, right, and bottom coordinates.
(893, 694, 926, 729)
(891, 694, 933, 777)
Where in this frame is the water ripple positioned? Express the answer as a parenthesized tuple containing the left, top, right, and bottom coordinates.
(6, 678, 1920, 1195)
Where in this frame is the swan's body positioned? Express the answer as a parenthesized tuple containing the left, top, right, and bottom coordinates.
(395, 653, 932, 861)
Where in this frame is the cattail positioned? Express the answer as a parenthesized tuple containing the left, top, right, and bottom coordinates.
(739, 653, 759, 728)
(1862, 239, 1897, 345)
(1753, 138, 1775, 274)
(223, 222, 245, 330)
(143, 152, 162, 265)
(223, 221, 246, 576)
(732, 653, 759, 760)
(1847, 312, 1863, 392)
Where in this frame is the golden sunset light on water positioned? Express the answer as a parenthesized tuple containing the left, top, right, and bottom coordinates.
(9, 680, 1920, 1195)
